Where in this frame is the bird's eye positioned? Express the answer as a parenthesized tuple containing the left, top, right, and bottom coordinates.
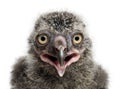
(73, 34, 82, 44)
(37, 34, 48, 45)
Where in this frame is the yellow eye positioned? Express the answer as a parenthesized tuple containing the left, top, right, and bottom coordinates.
(73, 34, 82, 44)
(37, 34, 48, 45)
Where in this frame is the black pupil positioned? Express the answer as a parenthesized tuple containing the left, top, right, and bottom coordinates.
(41, 36, 46, 41)
(75, 36, 79, 41)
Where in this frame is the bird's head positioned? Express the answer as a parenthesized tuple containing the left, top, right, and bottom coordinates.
(28, 12, 91, 77)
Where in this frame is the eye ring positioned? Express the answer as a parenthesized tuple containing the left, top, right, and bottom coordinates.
(37, 34, 48, 45)
(73, 34, 83, 45)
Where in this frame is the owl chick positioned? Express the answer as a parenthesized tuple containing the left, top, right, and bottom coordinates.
(11, 11, 108, 89)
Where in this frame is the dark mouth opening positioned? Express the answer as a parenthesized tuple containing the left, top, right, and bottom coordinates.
(65, 53, 78, 62)
(43, 53, 78, 65)
(43, 54, 58, 64)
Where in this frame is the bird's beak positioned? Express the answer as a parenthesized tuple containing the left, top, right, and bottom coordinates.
(40, 47, 81, 77)
(55, 46, 66, 77)
(58, 46, 65, 66)
(53, 36, 67, 77)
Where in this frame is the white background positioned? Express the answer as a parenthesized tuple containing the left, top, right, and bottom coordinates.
(0, 0, 120, 89)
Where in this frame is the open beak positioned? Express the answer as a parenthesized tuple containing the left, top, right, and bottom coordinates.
(40, 48, 80, 77)
(55, 46, 66, 77)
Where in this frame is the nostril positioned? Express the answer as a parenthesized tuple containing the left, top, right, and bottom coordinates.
(64, 48, 67, 52)
(55, 48, 59, 52)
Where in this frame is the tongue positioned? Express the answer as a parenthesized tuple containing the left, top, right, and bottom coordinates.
(55, 64, 66, 77)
